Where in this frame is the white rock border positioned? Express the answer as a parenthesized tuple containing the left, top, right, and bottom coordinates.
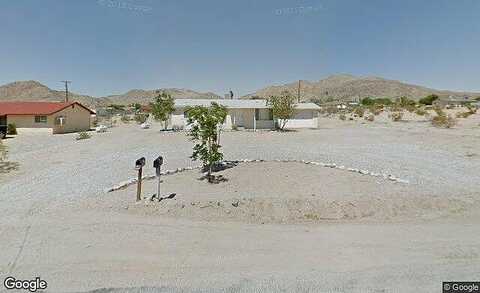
(104, 159, 409, 193)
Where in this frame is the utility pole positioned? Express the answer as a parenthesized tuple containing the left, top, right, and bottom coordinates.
(297, 80, 301, 103)
(60, 80, 71, 102)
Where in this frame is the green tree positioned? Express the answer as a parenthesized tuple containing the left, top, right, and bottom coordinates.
(186, 102, 228, 182)
(361, 97, 375, 106)
(151, 92, 175, 130)
(268, 91, 297, 130)
(419, 94, 439, 105)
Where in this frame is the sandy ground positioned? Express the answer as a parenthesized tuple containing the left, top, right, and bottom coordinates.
(1, 112, 479, 292)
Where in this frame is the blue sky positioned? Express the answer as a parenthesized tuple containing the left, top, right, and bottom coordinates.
(1, 0, 479, 97)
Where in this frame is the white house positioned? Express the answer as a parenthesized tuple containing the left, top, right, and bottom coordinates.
(170, 99, 320, 130)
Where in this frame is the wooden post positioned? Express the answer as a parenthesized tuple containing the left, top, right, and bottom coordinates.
(253, 109, 256, 131)
(136, 167, 142, 201)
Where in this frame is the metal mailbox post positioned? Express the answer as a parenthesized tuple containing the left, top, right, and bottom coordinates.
(135, 157, 146, 201)
(153, 156, 163, 201)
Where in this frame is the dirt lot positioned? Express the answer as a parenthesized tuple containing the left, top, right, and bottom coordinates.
(1, 114, 479, 292)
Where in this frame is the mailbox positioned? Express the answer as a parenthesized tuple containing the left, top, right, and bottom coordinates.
(135, 157, 146, 169)
(153, 156, 163, 175)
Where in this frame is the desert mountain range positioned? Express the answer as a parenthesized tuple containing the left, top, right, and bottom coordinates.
(0, 75, 478, 109)
(246, 74, 479, 102)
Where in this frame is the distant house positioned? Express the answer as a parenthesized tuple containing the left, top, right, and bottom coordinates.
(150, 99, 321, 130)
(0, 101, 95, 134)
(434, 96, 475, 108)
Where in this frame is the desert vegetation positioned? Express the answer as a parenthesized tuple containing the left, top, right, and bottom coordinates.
(268, 91, 297, 130)
(76, 131, 92, 140)
(7, 123, 17, 135)
(185, 102, 228, 183)
(431, 107, 456, 128)
(151, 91, 175, 130)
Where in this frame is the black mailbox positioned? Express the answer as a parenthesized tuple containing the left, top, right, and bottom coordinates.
(153, 156, 163, 175)
(135, 157, 146, 169)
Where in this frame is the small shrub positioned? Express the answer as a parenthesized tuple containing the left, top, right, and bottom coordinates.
(0, 139, 6, 161)
(76, 131, 91, 140)
(7, 123, 17, 135)
(361, 97, 375, 106)
(397, 96, 416, 107)
(325, 106, 339, 115)
(456, 111, 473, 119)
(390, 112, 403, 122)
(431, 108, 456, 128)
(415, 108, 427, 116)
(419, 94, 439, 105)
(121, 115, 131, 123)
(365, 114, 375, 122)
(339, 114, 346, 121)
(353, 107, 365, 117)
(134, 113, 148, 124)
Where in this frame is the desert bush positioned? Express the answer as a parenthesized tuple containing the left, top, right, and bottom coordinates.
(456, 111, 473, 119)
(76, 131, 91, 140)
(325, 106, 339, 115)
(134, 113, 148, 124)
(339, 113, 346, 121)
(390, 112, 403, 122)
(361, 97, 392, 106)
(353, 107, 365, 117)
(365, 114, 375, 122)
(415, 108, 427, 116)
(7, 123, 17, 135)
(397, 96, 416, 107)
(0, 139, 6, 161)
(120, 115, 131, 123)
(361, 97, 375, 106)
(419, 94, 439, 105)
(432, 108, 456, 128)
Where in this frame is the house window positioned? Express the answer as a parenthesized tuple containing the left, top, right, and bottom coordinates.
(34, 116, 47, 123)
(255, 109, 273, 120)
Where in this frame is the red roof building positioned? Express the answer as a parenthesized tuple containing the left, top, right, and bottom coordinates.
(0, 101, 95, 135)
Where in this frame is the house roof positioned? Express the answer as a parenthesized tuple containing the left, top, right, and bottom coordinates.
(174, 99, 321, 110)
(0, 102, 95, 116)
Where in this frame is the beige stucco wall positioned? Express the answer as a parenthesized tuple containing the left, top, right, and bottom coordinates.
(279, 109, 319, 129)
(169, 107, 318, 130)
(6, 114, 54, 129)
(52, 104, 92, 134)
(6, 104, 91, 134)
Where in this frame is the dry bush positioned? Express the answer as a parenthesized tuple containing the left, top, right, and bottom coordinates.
(432, 108, 456, 128)
(365, 114, 375, 122)
(415, 108, 427, 116)
(353, 107, 365, 117)
(0, 139, 6, 161)
(325, 106, 339, 115)
(390, 112, 403, 122)
(76, 131, 92, 140)
(456, 111, 473, 119)
(339, 113, 346, 121)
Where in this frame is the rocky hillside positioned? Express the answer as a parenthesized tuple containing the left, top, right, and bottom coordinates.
(246, 74, 479, 102)
(0, 81, 221, 109)
(0, 81, 103, 108)
(104, 88, 221, 105)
